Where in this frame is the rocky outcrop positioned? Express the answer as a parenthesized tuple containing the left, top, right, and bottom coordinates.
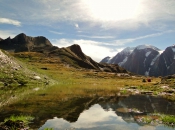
(0, 49, 21, 71)
(0, 49, 29, 87)
(0, 33, 52, 52)
(68, 44, 87, 60)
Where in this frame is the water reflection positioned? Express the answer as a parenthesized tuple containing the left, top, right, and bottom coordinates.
(39, 104, 139, 130)
(0, 94, 174, 129)
(39, 95, 174, 130)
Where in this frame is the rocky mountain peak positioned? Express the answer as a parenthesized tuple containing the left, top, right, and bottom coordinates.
(0, 33, 52, 52)
(0, 49, 21, 71)
(100, 47, 135, 65)
(16, 33, 27, 38)
(0, 33, 130, 74)
(0, 37, 3, 41)
(101, 44, 175, 76)
(68, 44, 86, 60)
(100, 56, 111, 63)
(13, 33, 28, 44)
(135, 44, 160, 51)
(120, 47, 135, 55)
(170, 45, 175, 52)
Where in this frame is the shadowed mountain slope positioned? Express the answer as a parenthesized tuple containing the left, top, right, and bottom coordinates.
(0, 33, 52, 52)
(101, 45, 175, 76)
(0, 33, 129, 74)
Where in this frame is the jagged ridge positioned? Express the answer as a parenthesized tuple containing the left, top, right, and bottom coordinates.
(0, 33, 52, 52)
(0, 33, 129, 74)
(101, 44, 175, 76)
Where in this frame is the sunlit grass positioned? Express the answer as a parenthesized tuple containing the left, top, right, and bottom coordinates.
(44, 128, 54, 130)
(161, 115, 175, 125)
(7, 52, 162, 104)
(0, 51, 167, 111)
(4, 115, 34, 123)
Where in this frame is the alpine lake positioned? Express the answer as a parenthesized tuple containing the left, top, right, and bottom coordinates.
(0, 87, 175, 130)
(0, 57, 175, 130)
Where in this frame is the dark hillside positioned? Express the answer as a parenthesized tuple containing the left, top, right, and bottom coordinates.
(0, 33, 130, 74)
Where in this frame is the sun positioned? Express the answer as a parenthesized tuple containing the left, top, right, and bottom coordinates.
(82, 0, 141, 21)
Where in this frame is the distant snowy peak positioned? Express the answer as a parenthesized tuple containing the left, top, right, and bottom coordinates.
(120, 47, 135, 55)
(135, 44, 160, 51)
(171, 46, 175, 52)
(100, 44, 175, 76)
(100, 56, 111, 63)
(158, 50, 164, 54)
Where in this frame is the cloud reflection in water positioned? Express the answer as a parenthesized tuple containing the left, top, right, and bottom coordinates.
(39, 104, 166, 130)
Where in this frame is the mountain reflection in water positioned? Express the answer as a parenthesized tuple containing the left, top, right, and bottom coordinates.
(40, 104, 141, 130)
(39, 95, 175, 130)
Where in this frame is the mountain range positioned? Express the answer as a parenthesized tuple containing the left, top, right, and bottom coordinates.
(1, 33, 175, 77)
(101, 44, 175, 76)
(0, 33, 128, 74)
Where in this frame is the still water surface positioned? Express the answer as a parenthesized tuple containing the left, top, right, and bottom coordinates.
(39, 95, 175, 130)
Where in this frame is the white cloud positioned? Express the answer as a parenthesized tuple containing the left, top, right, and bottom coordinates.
(1, 0, 174, 31)
(113, 30, 175, 46)
(0, 30, 18, 39)
(72, 104, 121, 128)
(51, 30, 175, 61)
(32, 0, 175, 30)
(39, 118, 71, 130)
(51, 38, 117, 62)
(0, 18, 21, 26)
(82, 0, 141, 21)
(78, 35, 115, 39)
(49, 30, 64, 35)
(75, 23, 79, 28)
(40, 104, 124, 129)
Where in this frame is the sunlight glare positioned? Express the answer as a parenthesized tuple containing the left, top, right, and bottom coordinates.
(83, 0, 141, 21)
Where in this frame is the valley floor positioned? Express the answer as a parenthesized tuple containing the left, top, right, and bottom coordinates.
(0, 52, 175, 129)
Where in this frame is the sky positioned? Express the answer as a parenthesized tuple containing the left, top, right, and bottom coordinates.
(0, 0, 175, 62)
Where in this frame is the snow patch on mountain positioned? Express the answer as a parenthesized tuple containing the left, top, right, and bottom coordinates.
(163, 56, 169, 69)
(120, 47, 135, 54)
(145, 68, 151, 76)
(109, 57, 113, 60)
(145, 51, 151, 57)
(100, 56, 111, 63)
(136, 45, 160, 51)
(172, 48, 175, 52)
(158, 50, 164, 54)
(143, 58, 146, 67)
(106, 57, 111, 63)
(108, 56, 115, 63)
(118, 57, 128, 66)
(151, 54, 160, 66)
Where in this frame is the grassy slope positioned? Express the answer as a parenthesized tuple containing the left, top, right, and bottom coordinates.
(11, 52, 162, 97)
(1, 51, 174, 108)
(0, 51, 54, 107)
